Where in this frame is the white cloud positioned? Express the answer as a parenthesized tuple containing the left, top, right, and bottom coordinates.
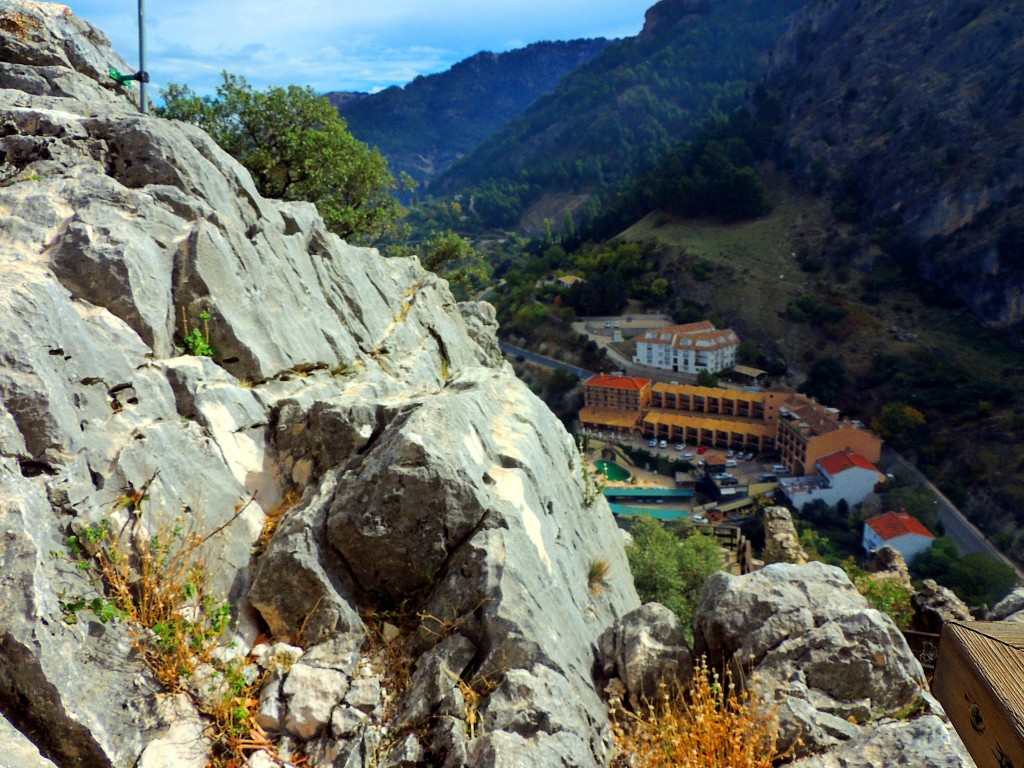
(67, 1, 650, 94)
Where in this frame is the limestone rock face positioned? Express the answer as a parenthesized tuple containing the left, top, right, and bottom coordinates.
(694, 562, 930, 754)
(0, 3, 640, 766)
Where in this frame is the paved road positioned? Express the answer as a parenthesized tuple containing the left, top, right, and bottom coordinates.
(500, 341, 595, 381)
(883, 447, 1024, 578)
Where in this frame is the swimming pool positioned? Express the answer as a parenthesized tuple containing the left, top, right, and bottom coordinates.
(594, 460, 631, 482)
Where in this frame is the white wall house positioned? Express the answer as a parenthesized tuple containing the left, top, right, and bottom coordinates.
(863, 511, 935, 563)
(633, 321, 739, 375)
(784, 451, 881, 511)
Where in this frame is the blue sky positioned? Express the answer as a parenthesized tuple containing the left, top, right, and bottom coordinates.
(66, 1, 654, 96)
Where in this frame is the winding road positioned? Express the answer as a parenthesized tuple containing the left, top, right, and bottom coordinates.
(499, 340, 595, 381)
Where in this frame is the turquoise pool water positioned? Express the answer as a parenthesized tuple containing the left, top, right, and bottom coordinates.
(594, 460, 631, 482)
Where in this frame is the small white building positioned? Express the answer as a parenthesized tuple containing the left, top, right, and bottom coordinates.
(783, 451, 882, 511)
(633, 320, 739, 374)
(863, 511, 935, 563)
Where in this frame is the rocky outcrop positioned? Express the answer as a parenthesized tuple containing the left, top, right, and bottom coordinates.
(912, 579, 974, 634)
(867, 545, 914, 592)
(693, 562, 932, 755)
(0, 3, 640, 766)
(762, 505, 808, 565)
(988, 585, 1024, 621)
(785, 715, 974, 768)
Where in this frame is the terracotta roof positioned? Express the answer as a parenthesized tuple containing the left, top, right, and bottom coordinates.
(642, 410, 774, 436)
(640, 322, 739, 351)
(584, 374, 651, 391)
(866, 511, 935, 541)
(818, 451, 877, 475)
(648, 321, 714, 335)
(652, 382, 769, 402)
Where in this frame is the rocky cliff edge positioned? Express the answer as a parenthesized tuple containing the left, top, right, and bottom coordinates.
(0, 2, 640, 766)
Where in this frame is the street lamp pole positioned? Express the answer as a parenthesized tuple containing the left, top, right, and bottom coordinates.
(138, 0, 147, 114)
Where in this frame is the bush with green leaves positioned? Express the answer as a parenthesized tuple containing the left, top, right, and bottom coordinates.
(625, 515, 721, 632)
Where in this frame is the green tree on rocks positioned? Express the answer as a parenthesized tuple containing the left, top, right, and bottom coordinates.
(159, 73, 411, 244)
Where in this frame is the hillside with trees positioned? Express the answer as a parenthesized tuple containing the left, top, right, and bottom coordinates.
(327, 39, 610, 187)
(764, 0, 1024, 327)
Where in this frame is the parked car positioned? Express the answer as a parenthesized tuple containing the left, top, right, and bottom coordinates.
(721, 477, 739, 486)
(697, 446, 707, 454)
(648, 438, 657, 447)
(759, 474, 778, 483)
(692, 514, 708, 524)
(726, 449, 734, 458)
(613, 321, 621, 328)
(744, 452, 754, 461)
(675, 443, 685, 451)
(604, 321, 611, 329)
(772, 464, 789, 475)
(659, 440, 667, 449)
(681, 452, 694, 460)
(725, 459, 738, 468)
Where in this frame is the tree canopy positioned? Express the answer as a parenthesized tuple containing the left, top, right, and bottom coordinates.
(159, 73, 410, 244)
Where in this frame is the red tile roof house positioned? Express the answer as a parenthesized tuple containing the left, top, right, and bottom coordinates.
(863, 511, 936, 563)
(783, 450, 882, 511)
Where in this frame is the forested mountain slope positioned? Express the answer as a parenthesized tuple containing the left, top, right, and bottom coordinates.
(432, 0, 809, 228)
(327, 39, 609, 186)
(765, 0, 1024, 326)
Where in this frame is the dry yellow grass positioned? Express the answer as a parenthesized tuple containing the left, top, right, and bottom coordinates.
(611, 657, 786, 768)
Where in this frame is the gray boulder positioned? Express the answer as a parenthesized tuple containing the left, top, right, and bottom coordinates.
(0, 464, 162, 768)
(598, 602, 693, 711)
(694, 562, 929, 754)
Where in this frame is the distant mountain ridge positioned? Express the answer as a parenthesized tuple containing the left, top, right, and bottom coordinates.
(432, 0, 810, 229)
(765, 0, 1024, 326)
(326, 39, 610, 186)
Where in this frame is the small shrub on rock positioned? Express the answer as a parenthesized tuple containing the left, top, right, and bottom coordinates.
(611, 657, 785, 767)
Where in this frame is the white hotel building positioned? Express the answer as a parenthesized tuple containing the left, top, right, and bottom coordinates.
(633, 321, 739, 375)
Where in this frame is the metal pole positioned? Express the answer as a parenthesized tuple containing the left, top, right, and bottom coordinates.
(138, 0, 147, 114)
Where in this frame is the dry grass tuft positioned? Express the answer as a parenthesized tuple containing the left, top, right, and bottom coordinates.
(62, 492, 297, 767)
(588, 558, 611, 595)
(611, 657, 788, 768)
(256, 488, 301, 554)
